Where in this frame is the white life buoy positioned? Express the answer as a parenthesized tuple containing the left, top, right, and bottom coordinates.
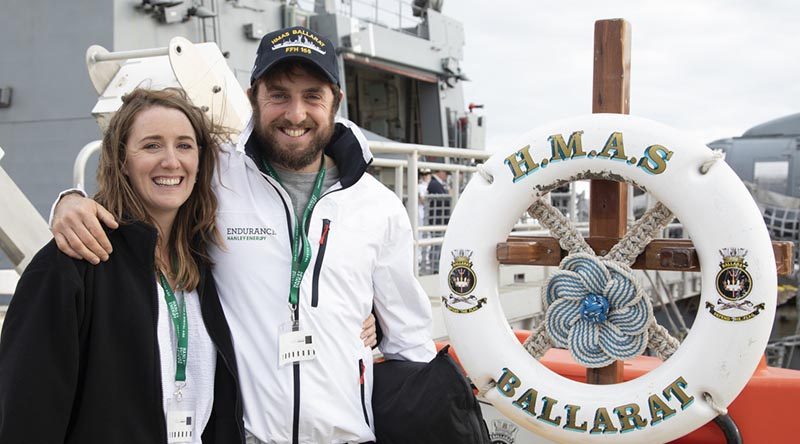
(440, 114, 776, 443)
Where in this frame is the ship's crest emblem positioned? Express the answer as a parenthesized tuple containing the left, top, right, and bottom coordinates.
(489, 419, 518, 444)
(715, 248, 752, 301)
(443, 249, 486, 314)
(705, 247, 764, 322)
(448, 249, 476, 295)
(271, 35, 326, 55)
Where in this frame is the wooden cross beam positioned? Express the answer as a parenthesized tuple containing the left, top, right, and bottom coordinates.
(497, 237, 795, 276)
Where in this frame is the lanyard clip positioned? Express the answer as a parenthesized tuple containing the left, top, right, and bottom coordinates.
(174, 381, 187, 402)
(288, 304, 300, 331)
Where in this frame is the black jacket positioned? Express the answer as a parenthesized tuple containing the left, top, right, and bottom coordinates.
(0, 222, 244, 444)
(372, 346, 490, 444)
(426, 176, 447, 195)
(426, 177, 450, 225)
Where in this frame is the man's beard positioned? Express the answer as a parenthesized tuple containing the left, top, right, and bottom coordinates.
(253, 107, 336, 171)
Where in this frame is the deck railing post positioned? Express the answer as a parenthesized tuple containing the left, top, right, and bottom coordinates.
(407, 150, 420, 274)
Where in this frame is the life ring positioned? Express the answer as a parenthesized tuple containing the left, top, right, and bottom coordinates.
(440, 114, 776, 443)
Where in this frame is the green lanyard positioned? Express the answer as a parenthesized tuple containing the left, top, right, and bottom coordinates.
(261, 157, 326, 310)
(158, 271, 188, 383)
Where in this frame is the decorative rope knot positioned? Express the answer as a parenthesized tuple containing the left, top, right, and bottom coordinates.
(581, 294, 609, 323)
(544, 253, 653, 368)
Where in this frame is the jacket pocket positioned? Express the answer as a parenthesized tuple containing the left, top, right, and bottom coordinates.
(311, 219, 331, 307)
(358, 358, 370, 426)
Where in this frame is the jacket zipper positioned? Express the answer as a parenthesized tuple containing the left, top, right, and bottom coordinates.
(311, 219, 331, 307)
(276, 184, 302, 444)
(257, 165, 345, 444)
(359, 358, 370, 426)
(254, 167, 302, 444)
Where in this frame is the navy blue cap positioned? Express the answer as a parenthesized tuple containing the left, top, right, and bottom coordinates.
(250, 26, 340, 86)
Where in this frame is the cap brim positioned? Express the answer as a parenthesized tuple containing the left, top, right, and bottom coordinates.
(251, 55, 339, 86)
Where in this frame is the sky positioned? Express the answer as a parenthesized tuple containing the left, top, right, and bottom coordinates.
(444, 0, 798, 152)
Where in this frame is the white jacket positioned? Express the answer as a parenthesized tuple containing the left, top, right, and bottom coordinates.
(210, 117, 436, 444)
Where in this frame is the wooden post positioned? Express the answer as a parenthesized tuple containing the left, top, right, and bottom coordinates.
(587, 19, 631, 385)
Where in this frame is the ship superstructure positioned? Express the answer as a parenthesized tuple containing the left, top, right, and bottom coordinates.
(3, 6, 800, 442)
(0, 0, 485, 285)
(1, 0, 484, 188)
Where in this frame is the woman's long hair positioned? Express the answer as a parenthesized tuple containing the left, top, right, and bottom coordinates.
(95, 88, 224, 290)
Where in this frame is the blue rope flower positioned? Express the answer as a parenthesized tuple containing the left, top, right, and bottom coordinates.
(581, 294, 609, 323)
(544, 253, 652, 367)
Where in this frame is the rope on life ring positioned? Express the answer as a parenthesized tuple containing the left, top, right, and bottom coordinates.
(440, 114, 776, 444)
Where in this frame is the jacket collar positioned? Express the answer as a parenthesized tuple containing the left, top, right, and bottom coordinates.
(114, 221, 209, 295)
(239, 115, 373, 190)
(115, 221, 159, 270)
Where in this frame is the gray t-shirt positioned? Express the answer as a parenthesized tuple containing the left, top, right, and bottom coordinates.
(273, 164, 341, 220)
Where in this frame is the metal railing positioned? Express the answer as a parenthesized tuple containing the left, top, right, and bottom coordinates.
(294, 0, 424, 36)
(73, 141, 102, 190)
(368, 141, 489, 275)
(70, 137, 705, 295)
(71, 138, 492, 275)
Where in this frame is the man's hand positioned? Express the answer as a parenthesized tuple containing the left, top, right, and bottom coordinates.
(51, 194, 118, 264)
(361, 313, 377, 348)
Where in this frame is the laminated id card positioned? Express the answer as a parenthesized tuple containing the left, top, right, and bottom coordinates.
(167, 398, 196, 443)
(278, 322, 316, 367)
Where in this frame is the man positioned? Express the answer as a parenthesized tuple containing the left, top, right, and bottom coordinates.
(427, 169, 449, 196)
(424, 169, 450, 272)
(426, 169, 450, 225)
(51, 26, 435, 444)
(417, 168, 431, 226)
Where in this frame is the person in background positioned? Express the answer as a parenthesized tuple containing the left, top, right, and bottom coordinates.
(0, 88, 244, 443)
(418, 168, 432, 226)
(416, 168, 432, 270)
(427, 169, 451, 226)
(426, 169, 451, 267)
(427, 169, 449, 196)
(49, 26, 432, 444)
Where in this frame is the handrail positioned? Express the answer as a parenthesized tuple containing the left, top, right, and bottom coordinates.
(295, 0, 424, 36)
(372, 158, 478, 173)
(71, 138, 489, 190)
(91, 47, 169, 63)
(370, 141, 490, 159)
(70, 135, 541, 277)
(68, 136, 698, 281)
(367, 140, 494, 276)
(73, 141, 102, 189)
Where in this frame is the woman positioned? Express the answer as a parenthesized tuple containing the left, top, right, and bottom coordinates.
(0, 88, 243, 443)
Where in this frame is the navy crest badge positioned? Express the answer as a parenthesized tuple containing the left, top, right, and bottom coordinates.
(706, 248, 764, 322)
(448, 249, 477, 295)
(715, 248, 752, 301)
(489, 419, 518, 444)
(443, 249, 486, 314)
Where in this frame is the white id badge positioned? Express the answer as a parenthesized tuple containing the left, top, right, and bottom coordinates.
(278, 322, 316, 367)
(167, 397, 197, 443)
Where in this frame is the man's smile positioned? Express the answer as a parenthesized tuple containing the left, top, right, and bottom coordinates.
(280, 127, 311, 138)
